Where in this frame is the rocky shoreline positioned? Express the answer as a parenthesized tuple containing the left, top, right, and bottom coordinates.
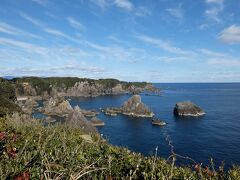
(16, 93, 208, 134)
(14, 79, 208, 135)
(14, 77, 160, 98)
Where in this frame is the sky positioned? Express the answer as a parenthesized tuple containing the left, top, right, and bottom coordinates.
(0, 0, 240, 82)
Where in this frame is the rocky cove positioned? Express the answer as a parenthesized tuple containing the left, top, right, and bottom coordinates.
(17, 80, 205, 134)
(23, 97, 204, 134)
(27, 94, 166, 132)
(15, 77, 166, 132)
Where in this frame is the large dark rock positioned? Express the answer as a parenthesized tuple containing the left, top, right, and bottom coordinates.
(174, 101, 205, 117)
(121, 95, 154, 117)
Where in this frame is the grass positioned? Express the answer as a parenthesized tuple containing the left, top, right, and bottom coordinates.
(0, 117, 240, 179)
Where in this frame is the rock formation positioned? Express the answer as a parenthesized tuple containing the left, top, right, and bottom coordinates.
(42, 97, 73, 116)
(17, 97, 38, 114)
(66, 82, 128, 97)
(103, 95, 154, 117)
(173, 101, 205, 117)
(103, 108, 119, 116)
(66, 106, 97, 134)
(81, 109, 99, 117)
(121, 95, 154, 117)
(90, 117, 105, 126)
(66, 81, 101, 97)
(152, 119, 166, 126)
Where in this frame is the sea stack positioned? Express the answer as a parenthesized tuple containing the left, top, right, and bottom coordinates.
(173, 101, 205, 117)
(121, 95, 154, 117)
(66, 106, 98, 134)
(42, 97, 73, 116)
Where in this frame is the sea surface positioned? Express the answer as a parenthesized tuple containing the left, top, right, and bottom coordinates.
(34, 83, 240, 168)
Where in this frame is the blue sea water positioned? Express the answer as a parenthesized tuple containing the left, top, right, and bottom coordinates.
(69, 83, 240, 168)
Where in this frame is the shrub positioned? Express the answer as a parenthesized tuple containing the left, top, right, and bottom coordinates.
(0, 117, 239, 179)
(0, 80, 20, 116)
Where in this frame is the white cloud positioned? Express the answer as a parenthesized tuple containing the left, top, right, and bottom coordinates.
(199, 48, 227, 57)
(91, 0, 109, 9)
(207, 58, 240, 66)
(166, 4, 183, 21)
(218, 25, 240, 44)
(44, 28, 79, 42)
(135, 6, 152, 17)
(91, 0, 142, 13)
(44, 28, 67, 37)
(31, 0, 48, 6)
(205, 0, 224, 22)
(0, 37, 109, 77)
(136, 34, 196, 56)
(114, 0, 133, 11)
(198, 23, 211, 30)
(45, 12, 58, 19)
(85, 41, 146, 63)
(107, 35, 128, 44)
(19, 13, 43, 27)
(0, 22, 41, 39)
(205, 7, 222, 22)
(66, 17, 85, 31)
(154, 56, 190, 62)
(0, 37, 47, 56)
(50, 65, 106, 73)
(206, 0, 223, 5)
(200, 48, 240, 67)
(43, 28, 84, 44)
(2, 64, 107, 77)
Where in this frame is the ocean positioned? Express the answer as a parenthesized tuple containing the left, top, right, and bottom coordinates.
(69, 83, 240, 168)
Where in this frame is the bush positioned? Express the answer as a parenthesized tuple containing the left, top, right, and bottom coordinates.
(0, 117, 239, 179)
(0, 81, 20, 116)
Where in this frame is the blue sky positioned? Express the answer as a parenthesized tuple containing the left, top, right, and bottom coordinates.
(0, 0, 240, 82)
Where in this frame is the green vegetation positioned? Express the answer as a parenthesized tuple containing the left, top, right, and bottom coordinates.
(0, 80, 20, 116)
(12, 77, 150, 96)
(122, 81, 149, 89)
(98, 78, 120, 89)
(0, 117, 239, 179)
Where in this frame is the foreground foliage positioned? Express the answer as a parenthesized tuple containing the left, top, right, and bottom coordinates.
(0, 80, 20, 116)
(0, 118, 239, 179)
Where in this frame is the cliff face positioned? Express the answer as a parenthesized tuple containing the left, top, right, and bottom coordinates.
(66, 82, 128, 97)
(14, 77, 158, 98)
(111, 84, 127, 94)
(66, 82, 104, 97)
